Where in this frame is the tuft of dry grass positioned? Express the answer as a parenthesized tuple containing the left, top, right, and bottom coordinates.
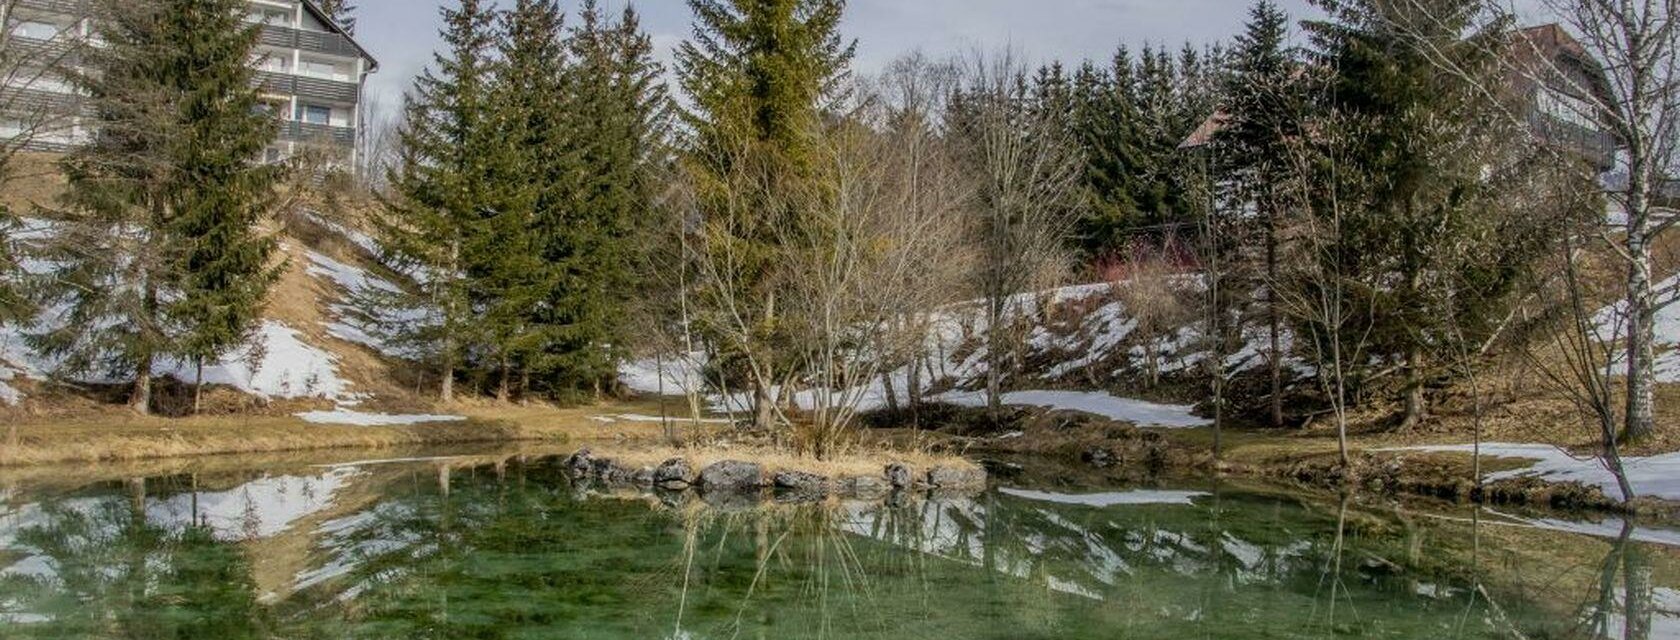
(580, 442, 979, 481)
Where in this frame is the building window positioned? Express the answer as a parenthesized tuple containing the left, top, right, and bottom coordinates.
(247, 7, 292, 27)
(256, 53, 290, 73)
(297, 104, 331, 125)
(298, 59, 348, 82)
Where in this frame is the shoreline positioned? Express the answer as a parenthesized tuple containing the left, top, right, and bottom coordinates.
(5, 400, 1677, 518)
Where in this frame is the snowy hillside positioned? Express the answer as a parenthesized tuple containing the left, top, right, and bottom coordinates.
(0, 216, 402, 408)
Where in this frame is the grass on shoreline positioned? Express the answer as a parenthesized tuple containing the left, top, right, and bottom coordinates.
(0, 402, 710, 468)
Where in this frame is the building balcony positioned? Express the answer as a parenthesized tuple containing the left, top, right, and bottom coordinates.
(0, 85, 89, 116)
(253, 70, 358, 104)
(1532, 112, 1618, 172)
(258, 24, 361, 60)
(9, 34, 80, 61)
(279, 119, 354, 147)
(12, 0, 85, 14)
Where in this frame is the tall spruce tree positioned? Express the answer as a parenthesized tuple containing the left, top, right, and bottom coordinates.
(1305, 0, 1551, 429)
(33, 0, 281, 415)
(495, 0, 574, 400)
(558, 1, 669, 395)
(377, 0, 499, 402)
(1215, 0, 1302, 427)
(676, 0, 854, 429)
(1066, 57, 1146, 259)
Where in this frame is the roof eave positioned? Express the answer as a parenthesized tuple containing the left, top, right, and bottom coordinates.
(296, 0, 379, 72)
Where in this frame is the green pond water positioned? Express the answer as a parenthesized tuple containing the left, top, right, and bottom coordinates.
(0, 451, 1675, 639)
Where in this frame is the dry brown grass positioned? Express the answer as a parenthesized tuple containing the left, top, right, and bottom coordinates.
(589, 442, 978, 481)
(0, 401, 711, 468)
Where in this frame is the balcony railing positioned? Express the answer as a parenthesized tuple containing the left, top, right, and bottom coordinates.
(258, 24, 360, 59)
(279, 119, 354, 147)
(13, 0, 86, 14)
(253, 70, 358, 104)
(9, 34, 80, 61)
(0, 85, 89, 116)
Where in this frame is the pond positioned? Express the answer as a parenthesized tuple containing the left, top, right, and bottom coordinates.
(0, 449, 1675, 639)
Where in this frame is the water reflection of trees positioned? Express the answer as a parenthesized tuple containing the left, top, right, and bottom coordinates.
(1576, 520, 1662, 640)
(0, 460, 1669, 639)
(278, 461, 1586, 638)
(0, 479, 270, 638)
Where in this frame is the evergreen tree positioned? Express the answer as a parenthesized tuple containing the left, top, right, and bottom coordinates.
(1304, 0, 1550, 429)
(675, 0, 855, 429)
(494, 0, 574, 400)
(554, 1, 669, 395)
(1065, 58, 1146, 259)
(1214, 0, 1303, 427)
(33, 0, 281, 415)
(0, 207, 26, 326)
(377, 0, 499, 402)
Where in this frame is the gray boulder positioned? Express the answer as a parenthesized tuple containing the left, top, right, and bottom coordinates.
(884, 463, 913, 489)
(699, 460, 764, 492)
(927, 465, 987, 489)
(839, 475, 887, 498)
(654, 458, 695, 488)
(773, 471, 830, 494)
(564, 448, 595, 475)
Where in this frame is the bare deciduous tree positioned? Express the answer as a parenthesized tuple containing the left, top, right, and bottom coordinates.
(949, 50, 1083, 418)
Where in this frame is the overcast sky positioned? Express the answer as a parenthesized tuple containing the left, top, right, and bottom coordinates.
(350, 0, 1551, 118)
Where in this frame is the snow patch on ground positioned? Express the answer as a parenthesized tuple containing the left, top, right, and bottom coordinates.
(295, 410, 466, 427)
(0, 365, 19, 406)
(999, 487, 1209, 507)
(937, 389, 1211, 428)
(1595, 273, 1680, 383)
(154, 321, 348, 400)
(1388, 442, 1680, 502)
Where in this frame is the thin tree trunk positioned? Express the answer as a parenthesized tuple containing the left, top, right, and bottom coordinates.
(193, 358, 204, 416)
(1402, 347, 1426, 430)
(131, 357, 153, 416)
(880, 369, 899, 414)
(440, 238, 459, 403)
(1624, 171, 1656, 442)
(1267, 213, 1283, 428)
(753, 383, 774, 431)
(496, 356, 511, 403)
(986, 294, 1003, 419)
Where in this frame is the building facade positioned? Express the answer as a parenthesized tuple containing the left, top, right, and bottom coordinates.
(0, 0, 378, 163)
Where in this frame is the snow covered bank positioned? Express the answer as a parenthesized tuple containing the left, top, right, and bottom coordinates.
(161, 321, 348, 400)
(0, 365, 19, 406)
(1389, 443, 1680, 501)
(295, 409, 466, 427)
(1595, 272, 1680, 383)
(938, 390, 1211, 428)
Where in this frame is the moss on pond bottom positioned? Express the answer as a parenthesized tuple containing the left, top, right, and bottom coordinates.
(0, 454, 1669, 639)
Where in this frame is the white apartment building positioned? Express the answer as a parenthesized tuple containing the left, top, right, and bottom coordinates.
(0, 0, 378, 164)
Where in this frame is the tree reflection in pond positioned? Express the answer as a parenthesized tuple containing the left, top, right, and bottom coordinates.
(0, 457, 1674, 639)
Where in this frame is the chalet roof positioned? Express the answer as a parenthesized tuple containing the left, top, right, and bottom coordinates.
(298, 0, 379, 71)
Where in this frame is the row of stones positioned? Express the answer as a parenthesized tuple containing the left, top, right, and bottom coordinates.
(563, 449, 987, 498)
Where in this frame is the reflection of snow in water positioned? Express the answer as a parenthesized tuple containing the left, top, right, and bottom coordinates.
(999, 487, 1208, 507)
(0, 467, 360, 584)
(144, 468, 360, 541)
